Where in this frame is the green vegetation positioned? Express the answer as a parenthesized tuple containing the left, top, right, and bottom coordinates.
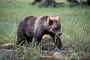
(0, 0, 90, 60)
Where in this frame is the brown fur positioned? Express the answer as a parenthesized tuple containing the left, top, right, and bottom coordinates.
(16, 16, 62, 49)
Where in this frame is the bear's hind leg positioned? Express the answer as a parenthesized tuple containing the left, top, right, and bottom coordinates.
(25, 36, 33, 44)
(16, 31, 26, 45)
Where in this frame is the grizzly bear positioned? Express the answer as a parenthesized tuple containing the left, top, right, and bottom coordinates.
(16, 16, 62, 49)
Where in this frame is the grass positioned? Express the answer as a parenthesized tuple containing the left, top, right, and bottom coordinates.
(0, 42, 41, 60)
(0, 0, 90, 60)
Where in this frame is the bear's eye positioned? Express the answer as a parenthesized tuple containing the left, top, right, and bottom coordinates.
(53, 28, 59, 32)
(56, 27, 60, 30)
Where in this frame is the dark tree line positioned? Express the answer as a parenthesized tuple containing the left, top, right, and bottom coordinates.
(81, 0, 90, 6)
(32, 0, 57, 7)
(32, 0, 90, 7)
(68, 0, 90, 6)
(87, 0, 90, 5)
(32, 0, 42, 5)
(68, 0, 80, 4)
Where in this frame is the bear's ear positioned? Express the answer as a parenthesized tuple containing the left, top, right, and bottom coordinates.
(47, 17, 53, 25)
(47, 17, 50, 23)
(56, 16, 60, 20)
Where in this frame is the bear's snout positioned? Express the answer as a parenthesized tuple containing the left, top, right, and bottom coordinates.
(56, 32, 62, 36)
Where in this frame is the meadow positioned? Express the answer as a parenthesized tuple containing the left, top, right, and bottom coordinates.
(0, 0, 90, 60)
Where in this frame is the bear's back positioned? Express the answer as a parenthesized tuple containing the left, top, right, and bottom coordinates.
(22, 16, 38, 26)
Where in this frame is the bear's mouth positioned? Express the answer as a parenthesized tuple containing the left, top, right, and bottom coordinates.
(55, 34, 58, 36)
(55, 33, 62, 36)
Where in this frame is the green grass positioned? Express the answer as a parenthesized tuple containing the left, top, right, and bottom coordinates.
(0, 0, 90, 60)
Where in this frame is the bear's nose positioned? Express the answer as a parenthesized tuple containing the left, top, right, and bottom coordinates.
(57, 33, 62, 36)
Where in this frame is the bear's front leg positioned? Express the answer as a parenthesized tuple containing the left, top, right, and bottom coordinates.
(50, 34, 63, 49)
(56, 37, 63, 49)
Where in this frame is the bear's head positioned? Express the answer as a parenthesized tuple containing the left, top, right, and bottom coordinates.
(46, 16, 62, 36)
